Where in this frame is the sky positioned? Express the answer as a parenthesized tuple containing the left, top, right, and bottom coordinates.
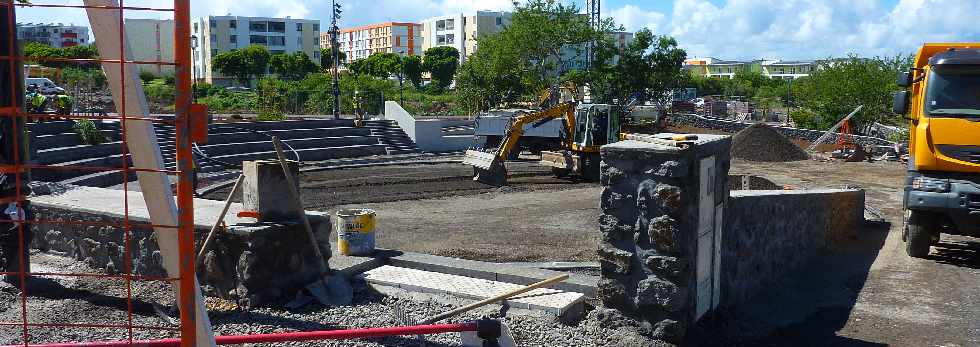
(15, 0, 980, 60)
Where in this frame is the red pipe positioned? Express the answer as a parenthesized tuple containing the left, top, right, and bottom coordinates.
(5, 322, 479, 347)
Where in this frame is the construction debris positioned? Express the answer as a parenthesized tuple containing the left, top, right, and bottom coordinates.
(731, 123, 810, 162)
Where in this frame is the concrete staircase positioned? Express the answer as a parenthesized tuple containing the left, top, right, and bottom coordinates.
(28, 118, 418, 188)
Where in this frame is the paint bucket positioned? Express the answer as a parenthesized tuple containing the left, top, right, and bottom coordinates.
(336, 208, 376, 256)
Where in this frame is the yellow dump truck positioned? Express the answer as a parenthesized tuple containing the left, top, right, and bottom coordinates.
(893, 43, 980, 258)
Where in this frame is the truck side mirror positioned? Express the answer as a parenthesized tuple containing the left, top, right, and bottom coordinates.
(893, 91, 910, 114)
(896, 71, 913, 87)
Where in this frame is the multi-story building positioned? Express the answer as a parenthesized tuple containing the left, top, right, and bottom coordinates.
(560, 31, 634, 73)
(192, 15, 320, 86)
(125, 19, 175, 76)
(17, 23, 89, 48)
(421, 11, 511, 62)
(684, 57, 816, 80)
(323, 22, 422, 62)
(759, 60, 815, 80)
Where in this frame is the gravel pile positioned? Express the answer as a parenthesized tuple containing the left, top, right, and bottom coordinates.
(0, 253, 661, 346)
(731, 123, 810, 162)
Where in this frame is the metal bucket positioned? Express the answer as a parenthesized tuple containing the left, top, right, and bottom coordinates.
(336, 208, 376, 256)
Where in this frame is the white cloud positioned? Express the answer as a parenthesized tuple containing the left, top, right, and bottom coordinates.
(670, 0, 980, 60)
(609, 4, 666, 33)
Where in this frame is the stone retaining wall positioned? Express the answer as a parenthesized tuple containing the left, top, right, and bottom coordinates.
(721, 189, 865, 308)
(28, 188, 332, 307)
(671, 113, 895, 147)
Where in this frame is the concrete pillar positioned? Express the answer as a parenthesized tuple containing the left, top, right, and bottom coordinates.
(597, 135, 730, 343)
(242, 160, 302, 222)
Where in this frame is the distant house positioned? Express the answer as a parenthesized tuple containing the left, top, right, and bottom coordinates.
(324, 22, 422, 62)
(684, 57, 816, 80)
(17, 22, 89, 48)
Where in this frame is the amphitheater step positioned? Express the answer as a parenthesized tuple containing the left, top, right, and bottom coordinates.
(35, 142, 124, 165)
(196, 136, 381, 157)
(209, 144, 388, 165)
(199, 127, 373, 145)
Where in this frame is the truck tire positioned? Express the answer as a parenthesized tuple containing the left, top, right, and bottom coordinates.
(905, 210, 934, 258)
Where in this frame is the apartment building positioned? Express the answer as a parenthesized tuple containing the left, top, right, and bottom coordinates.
(322, 22, 422, 61)
(192, 15, 320, 86)
(17, 23, 89, 48)
(125, 19, 175, 76)
(421, 11, 511, 62)
(684, 57, 816, 80)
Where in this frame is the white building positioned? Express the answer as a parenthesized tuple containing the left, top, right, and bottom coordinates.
(759, 59, 815, 80)
(17, 23, 89, 48)
(125, 19, 175, 76)
(192, 15, 321, 86)
(421, 11, 511, 62)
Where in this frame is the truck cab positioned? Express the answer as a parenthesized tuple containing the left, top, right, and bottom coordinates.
(893, 43, 980, 258)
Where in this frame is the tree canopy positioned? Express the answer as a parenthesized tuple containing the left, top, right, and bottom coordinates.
(401, 55, 423, 89)
(212, 44, 270, 86)
(587, 29, 687, 106)
(790, 55, 912, 129)
(269, 51, 318, 81)
(23, 42, 99, 68)
(320, 47, 346, 70)
(362, 52, 403, 79)
(422, 46, 460, 91)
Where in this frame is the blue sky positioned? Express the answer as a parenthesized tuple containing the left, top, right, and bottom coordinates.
(15, 0, 980, 60)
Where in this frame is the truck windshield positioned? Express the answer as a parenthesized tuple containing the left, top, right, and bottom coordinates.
(925, 66, 980, 117)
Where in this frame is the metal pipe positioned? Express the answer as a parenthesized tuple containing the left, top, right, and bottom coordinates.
(6, 322, 480, 347)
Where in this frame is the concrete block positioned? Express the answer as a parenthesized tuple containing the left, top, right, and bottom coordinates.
(242, 160, 302, 222)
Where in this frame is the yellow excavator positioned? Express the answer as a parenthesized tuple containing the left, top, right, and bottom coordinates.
(462, 100, 688, 185)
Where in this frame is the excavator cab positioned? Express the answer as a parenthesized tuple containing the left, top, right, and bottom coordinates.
(571, 103, 621, 149)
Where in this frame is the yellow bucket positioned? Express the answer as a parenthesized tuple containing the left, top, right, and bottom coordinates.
(336, 208, 376, 256)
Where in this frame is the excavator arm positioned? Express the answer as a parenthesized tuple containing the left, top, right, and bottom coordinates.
(463, 103, 575, 185)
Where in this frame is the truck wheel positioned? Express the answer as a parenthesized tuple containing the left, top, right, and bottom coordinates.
(905, 211, 934, 258)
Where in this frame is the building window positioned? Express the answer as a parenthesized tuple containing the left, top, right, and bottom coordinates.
(230, 20, 237, 29)
(437, 35, 445, 45)
(249, 21, 267, 32)
(211, 49, 217, 56)
(297, 23, 303, 31)
(230, 35, 236, 43)
(436, 20, 445, 31)
(269, 22, 286, 33)
(314, 24, 320, 31)
(249, 35, 267, 44)
(314, 51, 320, 60)
(210, 20, 216, 28)
(194, 23, 198, 32)
(297, 37, 302, 45)
(496, 17, 502, 25)
(210, 34, 217, 43)
(446, 34, 454, 44)
(268, 36, 285, 46)
(445, 19, 454, 30)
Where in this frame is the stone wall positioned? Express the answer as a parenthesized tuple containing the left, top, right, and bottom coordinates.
(29, 189, 332, 307)
(720, 189, 865, 307)
(597, 136, 731, 343)
(671, 113, 894, 147)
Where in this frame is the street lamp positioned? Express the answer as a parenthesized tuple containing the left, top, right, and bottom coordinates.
(397, 49, 405, 105)
(331, 0, 342, 119)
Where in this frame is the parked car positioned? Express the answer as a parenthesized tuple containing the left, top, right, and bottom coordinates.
(25, 77, 65, 94)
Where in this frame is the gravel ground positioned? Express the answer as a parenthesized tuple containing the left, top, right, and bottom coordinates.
(0, 253, 648, 346)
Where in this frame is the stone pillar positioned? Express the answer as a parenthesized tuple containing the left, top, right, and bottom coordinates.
(242, 160, 302, 222)
(597, 135, 730, 343)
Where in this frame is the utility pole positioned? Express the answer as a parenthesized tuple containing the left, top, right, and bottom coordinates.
(586, 0, 600, 71)
(331, 0, 342, 119)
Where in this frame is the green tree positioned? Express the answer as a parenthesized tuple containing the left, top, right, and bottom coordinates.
(23, 42, 99, 68)
(402, 55, 423, 88)
(422, 46, 460, 91)
(269, 51, 318, 81)
(589, 29, 686, 106)
(791, 55, 909, 129)
(320, 47, 346, 70)
(212, 45, 270, 86)
(363, 52, 403, 79)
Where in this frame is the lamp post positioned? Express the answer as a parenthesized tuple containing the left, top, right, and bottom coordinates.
(331, 0, 342, 119)
(397, 49, 405, 105)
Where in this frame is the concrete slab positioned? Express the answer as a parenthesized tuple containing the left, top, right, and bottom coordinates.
(329, 253, 385, 277)
(388, 251, 598, 297)
(362, 265, 585, 319)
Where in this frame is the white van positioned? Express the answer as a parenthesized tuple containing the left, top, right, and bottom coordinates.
(25, 78, 65, 94)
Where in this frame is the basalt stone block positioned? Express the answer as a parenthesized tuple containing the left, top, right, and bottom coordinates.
(645, 255, 688, 279)
(598, 242, 633, 275)
(646, 215, 680, 254)
(597, 278, 628, 308)
(635, 276, 688, 313)
(598, 213, 634, 242)
(645, 160, 689, 178)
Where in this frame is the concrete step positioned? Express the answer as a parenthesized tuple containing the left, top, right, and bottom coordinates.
(208, 119, 355, 132)
(200, 127, 374, 145)
(196, 136, 381, 157)
(35, 142, 124, 165)
(33, 154, 131, 182)
(362, 265, 585, 320)
(210, 144, 387, 164)
(27, 121, 77, 136)
(59, 169, 137, 188)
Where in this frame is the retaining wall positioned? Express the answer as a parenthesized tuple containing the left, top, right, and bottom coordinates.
(384, 101, 477, 152)
(27, 185, 332, 307)
(671, 113, 895, 147)
(721, 189, 865, 308)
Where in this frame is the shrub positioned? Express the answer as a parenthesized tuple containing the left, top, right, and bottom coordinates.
(73, 119, 106, 145)
(139, 71, 158, 84)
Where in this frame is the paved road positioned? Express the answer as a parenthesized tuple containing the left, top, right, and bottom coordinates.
(729, 159, 980, 346)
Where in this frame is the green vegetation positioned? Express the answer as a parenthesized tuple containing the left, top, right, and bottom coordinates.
(211, 44, 271, 86)
(72, 119, 106, 145)
(422, 46, 460, 91)
(269, 51, 318, 81)
(587, 28, 687, 105)
(789, 55, 912, 129)
(320, 47, 347, 70)
(23, 42, 99, 68)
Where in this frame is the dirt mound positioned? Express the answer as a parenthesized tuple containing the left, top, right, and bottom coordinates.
(731, 123, 810, 162)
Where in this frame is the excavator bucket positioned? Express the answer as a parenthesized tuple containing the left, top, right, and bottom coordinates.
(462, 149, 507, 186)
